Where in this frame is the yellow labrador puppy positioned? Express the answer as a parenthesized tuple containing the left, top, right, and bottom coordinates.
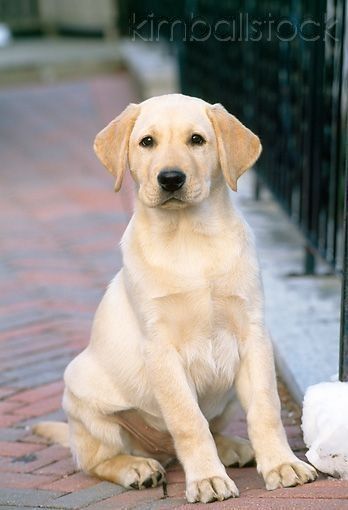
(35, 94, 317, 503)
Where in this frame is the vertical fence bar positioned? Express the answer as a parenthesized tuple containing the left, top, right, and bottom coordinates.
(339, 164, 348, 381)
(304, 248, 316, 275)
(254, 175, 261, 201)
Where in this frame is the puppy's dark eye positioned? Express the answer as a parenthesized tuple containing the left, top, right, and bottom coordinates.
(191, 134, 205, 145)
(140, 136, 154, 148)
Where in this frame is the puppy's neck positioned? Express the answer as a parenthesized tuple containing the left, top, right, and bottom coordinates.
(133, 184, 236, 237)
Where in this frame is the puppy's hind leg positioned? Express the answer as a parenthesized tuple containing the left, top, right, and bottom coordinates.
(69, 418, 166, 490)
(210, 400, 255, 468)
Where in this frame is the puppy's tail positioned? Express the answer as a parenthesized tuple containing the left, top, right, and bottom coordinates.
(32, 421, 69, 448)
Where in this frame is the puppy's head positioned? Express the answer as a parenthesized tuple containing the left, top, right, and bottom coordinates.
(94, 94, 261, 208)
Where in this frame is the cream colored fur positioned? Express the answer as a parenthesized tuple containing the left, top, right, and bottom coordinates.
(34, 94, 316, 503)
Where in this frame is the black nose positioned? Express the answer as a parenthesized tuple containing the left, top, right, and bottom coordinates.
(157, 169, 186, 192)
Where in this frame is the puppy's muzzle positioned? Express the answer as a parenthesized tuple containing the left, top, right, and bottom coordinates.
(157, 168, 186, 192)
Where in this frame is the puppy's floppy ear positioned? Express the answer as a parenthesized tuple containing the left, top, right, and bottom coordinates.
(93, 103, 140, 191)
(207, 103, 262, 191)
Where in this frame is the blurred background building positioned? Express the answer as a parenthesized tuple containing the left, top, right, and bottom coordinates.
(0, 0, 347, 401)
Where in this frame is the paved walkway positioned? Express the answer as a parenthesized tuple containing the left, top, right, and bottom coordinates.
(0, 74, 347, 509)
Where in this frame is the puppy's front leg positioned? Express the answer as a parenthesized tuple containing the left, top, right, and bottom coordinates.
(236, 324, 317, 490)
(145, 340, 238, 503)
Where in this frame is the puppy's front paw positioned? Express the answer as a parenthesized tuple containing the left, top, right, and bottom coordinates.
(264, 460, 317, 490)
(186, 475, 239, 503)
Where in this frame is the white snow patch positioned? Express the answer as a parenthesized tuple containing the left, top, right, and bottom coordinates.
(302, 381, 348, 479)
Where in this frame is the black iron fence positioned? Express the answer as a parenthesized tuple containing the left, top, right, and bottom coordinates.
(0, 0, 41, 34)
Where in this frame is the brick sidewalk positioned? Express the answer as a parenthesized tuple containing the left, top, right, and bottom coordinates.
(0, 74, 347, 509)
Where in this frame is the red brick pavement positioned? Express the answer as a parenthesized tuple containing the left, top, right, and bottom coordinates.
(0, 73, 347, 509)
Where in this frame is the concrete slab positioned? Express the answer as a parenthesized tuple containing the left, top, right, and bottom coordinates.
(119, 39, 179, 99)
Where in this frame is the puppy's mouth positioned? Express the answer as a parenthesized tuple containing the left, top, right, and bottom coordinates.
(139, 184, 207, 209)
(162, 196, 183, 204)
(160, 196, 187, 209)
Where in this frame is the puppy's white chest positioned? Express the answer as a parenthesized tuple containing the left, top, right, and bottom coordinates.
(183, 327, 239, 419)
(166, 235, 233, 281)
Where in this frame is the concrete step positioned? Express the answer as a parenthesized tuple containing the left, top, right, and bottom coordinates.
(0, 37, 122, 86)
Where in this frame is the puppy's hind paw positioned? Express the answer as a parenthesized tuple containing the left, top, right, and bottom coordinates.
(215, 434, 255, 467)
(124, 458, 166, 490)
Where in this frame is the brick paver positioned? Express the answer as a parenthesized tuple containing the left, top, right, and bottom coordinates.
(1, 73, 347, 508)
